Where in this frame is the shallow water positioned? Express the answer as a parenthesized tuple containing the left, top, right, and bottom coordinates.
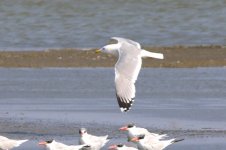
(0, 0, 226, 50)
(0, 67, 226, 149)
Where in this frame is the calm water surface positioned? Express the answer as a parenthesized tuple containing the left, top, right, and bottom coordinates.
(0, 0, 226, 50)
(0, 67, 226, 149)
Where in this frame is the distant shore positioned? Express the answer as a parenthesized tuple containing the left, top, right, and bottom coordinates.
(0, 45, 226, 68)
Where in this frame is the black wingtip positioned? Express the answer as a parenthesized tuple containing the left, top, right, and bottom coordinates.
(172, 138, 184, 143)
(120, 107, 130, 112)
(116, 94, 135, 112)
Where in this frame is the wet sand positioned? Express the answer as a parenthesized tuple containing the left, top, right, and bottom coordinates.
(0, 45, 226, 68)
(0, 68, 226, 149)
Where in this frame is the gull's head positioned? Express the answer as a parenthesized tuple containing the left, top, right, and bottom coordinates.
(79, 128, 88, 136)
(96, 44, 121, 54)
(38, 139, 54, 148)
(130, 135, 145, 143)
(108, 144, 124, 150)
(81, 145, 92, 150)
(119, 123, 135, 131)
(127, 123, 136, 129)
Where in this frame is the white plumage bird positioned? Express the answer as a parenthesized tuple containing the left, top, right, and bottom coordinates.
(0, 135, 28, 150)
(130, 135, 184, 150)
(97, 37, 164, 112)
(39, 139, 88, 150)
(119, 124, 167, 140)
(79, 128, 109, 150)
(108, 144, 138, 150)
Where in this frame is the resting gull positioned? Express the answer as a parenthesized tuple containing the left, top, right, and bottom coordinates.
(130, 135, 184, 150)
(96, 37, 164, 112)
(39, 139, 89, 150)
(0, 135, 28, 150)
(79, 128, 109, 150)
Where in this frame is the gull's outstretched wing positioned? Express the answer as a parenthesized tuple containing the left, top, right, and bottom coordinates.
(114, 42, 142, 112)
(111, 37, 141, 49)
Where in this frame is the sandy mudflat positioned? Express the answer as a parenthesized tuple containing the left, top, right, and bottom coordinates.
(0, 45, 226, 68)
(0, 67, 226, 149)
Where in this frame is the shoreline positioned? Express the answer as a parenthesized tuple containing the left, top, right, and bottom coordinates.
(0, 45, 226, 68)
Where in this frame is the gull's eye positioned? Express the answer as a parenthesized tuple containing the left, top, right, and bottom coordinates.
(127, 124, 134, 128)
(79, 130, 82, 134)
(83, 145, 91, 148)
(117, 144, 123, 147)
(46, 140, 53, 143)
(139, 135, 145, 139)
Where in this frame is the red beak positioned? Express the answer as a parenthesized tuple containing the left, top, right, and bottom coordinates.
(38, 141, 47, 145)
(119, 126, 128, 131)
(108, 145, 117, 150)
(130, 137, 139, 142)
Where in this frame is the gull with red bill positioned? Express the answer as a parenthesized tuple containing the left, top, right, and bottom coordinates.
(119, 124, 167, 140)
(79, 128, 109, 150)
(108, 144, 138, 150)
(96, 37, 164, 112)
(130, 135, 184, 150)
(39, 139, 89, 150)
(0, 135, 28, 150)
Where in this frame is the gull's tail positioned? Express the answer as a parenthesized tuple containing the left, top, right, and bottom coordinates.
(141, 49, 164, 59)
(16, 139, 28, 147)
(171, 138, 184, 143)
(161, 138, 184, 150)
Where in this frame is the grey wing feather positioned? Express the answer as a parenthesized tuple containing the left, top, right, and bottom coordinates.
(114, 43, 142, 112)
(111, 37, 141, 49)
(115, 76, 135, 112)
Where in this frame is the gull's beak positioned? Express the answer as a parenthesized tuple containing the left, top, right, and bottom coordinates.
(95, 49, 101, 53)
(38, 141, 47, 145)
(130, 137, 139, 142)
(119, 126, 128, 131)
(108, 145, 117, 150)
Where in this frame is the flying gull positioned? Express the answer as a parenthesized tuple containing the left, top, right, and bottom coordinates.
(96, 37, 164, 112)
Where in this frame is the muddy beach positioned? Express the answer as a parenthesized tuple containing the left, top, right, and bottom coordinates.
(0, 45, 226, 68)
(0, 67, 226, 149)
